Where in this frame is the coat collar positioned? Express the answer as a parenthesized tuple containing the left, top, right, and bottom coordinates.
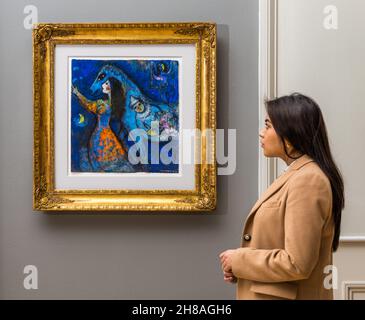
(245, 154, 314, 223)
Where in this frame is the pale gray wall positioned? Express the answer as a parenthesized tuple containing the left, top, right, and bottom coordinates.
(277, 0, 365, 300)
(0, 0, 258, 299)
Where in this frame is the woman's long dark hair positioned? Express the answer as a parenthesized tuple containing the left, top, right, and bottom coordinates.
(105, 77, 127, 149)
(108, 77, 125, 125)
(265, 93, 344, 252)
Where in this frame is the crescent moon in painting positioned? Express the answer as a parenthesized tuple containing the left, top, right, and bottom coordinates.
(73, 113, 87, 128)
(78, 113, 85, 124)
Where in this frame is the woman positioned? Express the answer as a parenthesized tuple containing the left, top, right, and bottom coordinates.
(219, 93, 344, 300)
(72, 80, 134, 172)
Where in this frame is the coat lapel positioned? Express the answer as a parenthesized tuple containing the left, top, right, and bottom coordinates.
(244, 154, 315, 225)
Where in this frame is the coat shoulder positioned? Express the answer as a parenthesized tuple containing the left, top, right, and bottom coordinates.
(288, 161, 333, 208)
(291, 161, 331, 189)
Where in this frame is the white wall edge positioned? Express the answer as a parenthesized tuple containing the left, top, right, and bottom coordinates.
(258, 0, 278, 196)
(339, 236, 365, 242)
(342, 281, 365, 300)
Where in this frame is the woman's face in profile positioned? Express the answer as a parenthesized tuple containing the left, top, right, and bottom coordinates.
(259, 115, 285, 158)
(102, 80, 111, 94)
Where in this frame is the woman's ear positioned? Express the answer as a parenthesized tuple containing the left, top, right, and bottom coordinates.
(285, 140, 292, 149)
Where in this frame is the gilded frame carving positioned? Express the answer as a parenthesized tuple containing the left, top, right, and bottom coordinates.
(33, 23, 217, 211)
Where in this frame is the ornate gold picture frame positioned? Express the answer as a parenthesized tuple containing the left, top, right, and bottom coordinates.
(33, 23, 216, 211)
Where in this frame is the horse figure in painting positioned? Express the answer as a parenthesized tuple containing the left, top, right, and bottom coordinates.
(89, 64, 179, 165)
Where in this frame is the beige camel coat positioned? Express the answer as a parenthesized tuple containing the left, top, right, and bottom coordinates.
(231, 154, 335, 300)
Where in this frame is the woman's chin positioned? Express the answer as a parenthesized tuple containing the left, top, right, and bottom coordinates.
(262, 149, 274, 158)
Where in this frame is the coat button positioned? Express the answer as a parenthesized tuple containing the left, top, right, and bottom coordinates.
(243, 234, 251, 241)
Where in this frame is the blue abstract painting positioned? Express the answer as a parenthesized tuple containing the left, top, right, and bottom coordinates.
(70, 59, 179, 173)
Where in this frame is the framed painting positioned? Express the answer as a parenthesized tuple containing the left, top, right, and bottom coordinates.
(33, 22, 216, 211)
